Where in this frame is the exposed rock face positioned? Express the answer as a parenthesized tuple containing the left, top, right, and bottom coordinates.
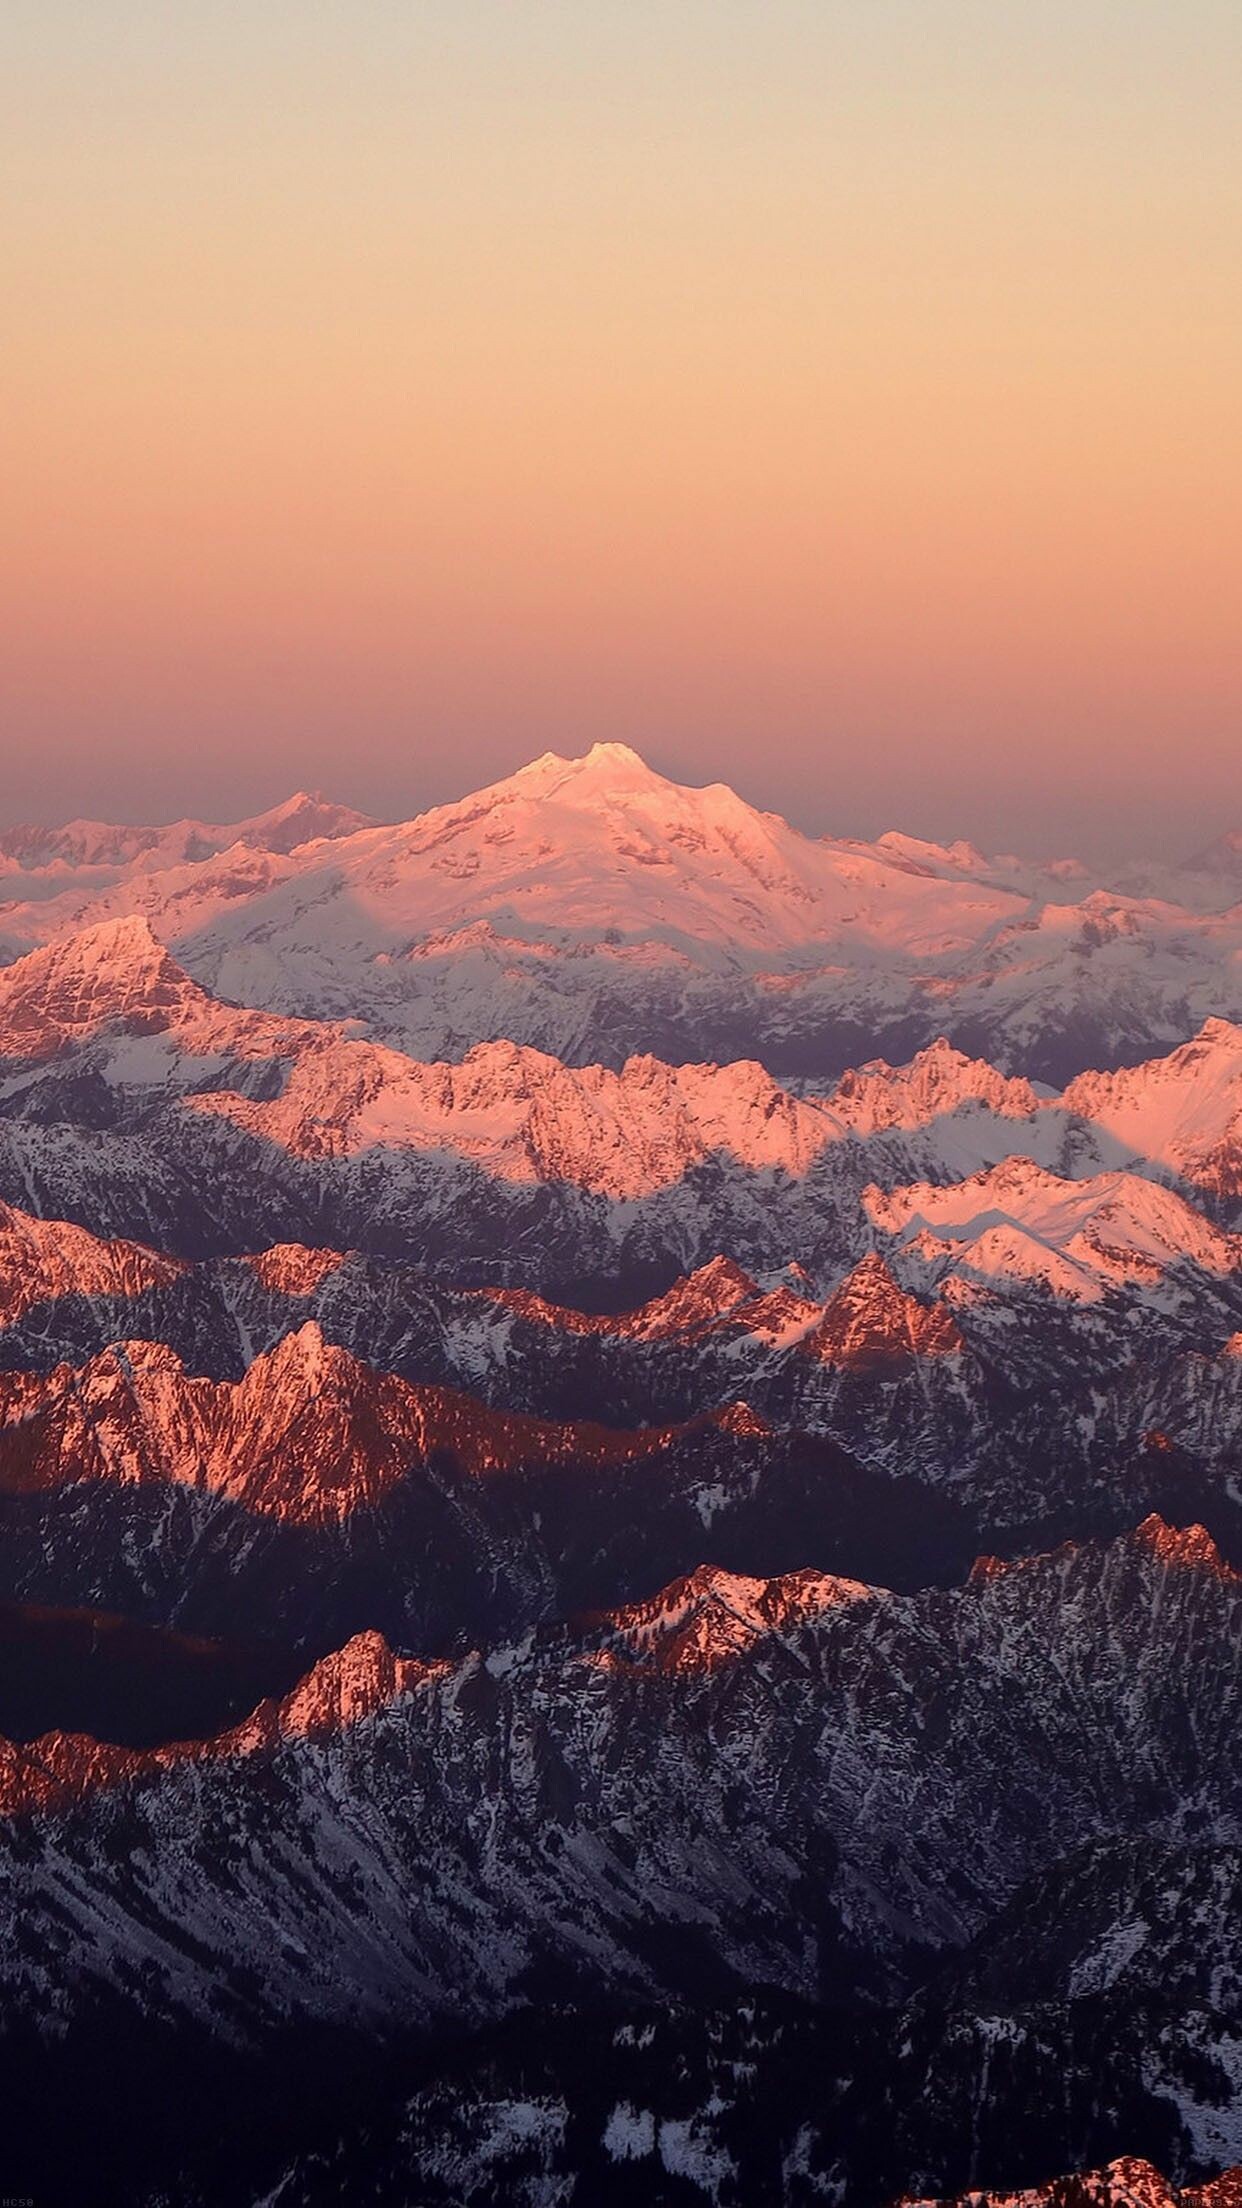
(0, 1199, 183, 1324)
(900, 2162, 1242, 2206)
(0, 1323, 705, 1524)
(0, 1325, 975, 1650)
(801, 1251, 966, 1366)
(240, 1242, 350, 1295)
(0, 1628, 433, 1818)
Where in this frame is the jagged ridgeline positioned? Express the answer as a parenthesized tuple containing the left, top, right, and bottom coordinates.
(1, 754, 1241, 2204)
(3, 1525, 1242, 2202)
(3, 744, 1242, 1079)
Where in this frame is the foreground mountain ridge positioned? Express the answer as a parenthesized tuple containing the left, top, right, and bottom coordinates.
(4, 1519, 1242, 2206)
(0, 1514, 1236, 1993)
(901, 2159, 1242, 2205)
(0, 1514, 1228, 1811)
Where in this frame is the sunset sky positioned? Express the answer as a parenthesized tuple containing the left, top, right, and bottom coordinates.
(3, 2, 1239, 854)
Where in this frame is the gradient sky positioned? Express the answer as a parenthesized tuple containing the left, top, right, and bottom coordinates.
(3, 2, 1239, 855)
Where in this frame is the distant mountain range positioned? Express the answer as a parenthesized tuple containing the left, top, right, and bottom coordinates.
(2, 744, 1241, 1078)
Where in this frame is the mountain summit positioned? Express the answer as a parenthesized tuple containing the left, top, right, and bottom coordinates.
(1, 748, 1241, 1079)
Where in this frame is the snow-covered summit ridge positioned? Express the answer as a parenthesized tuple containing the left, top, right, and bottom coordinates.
(0, 790, 373, 879)
(867, 1157, 1242, 1306)
(2, 748, 1241, 1076)
(0, 917, 1239, 1238)
(338, 738, 1027, 964)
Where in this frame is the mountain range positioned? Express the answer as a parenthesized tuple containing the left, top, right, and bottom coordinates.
(5, 1523, 1242, 2203)
(2, 750, 1241, 2204)
(3, 745, 1242, 1079)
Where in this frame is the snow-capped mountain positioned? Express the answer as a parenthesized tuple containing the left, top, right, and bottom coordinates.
(865, 1158, 1242, 1312)
(0, 924, 1239, 1610)
(1064, 1022, 1242, 1203)
(2, 748, 1240, 1078)
(0, 791, 374, 916)
(0, 743, 1027, 965)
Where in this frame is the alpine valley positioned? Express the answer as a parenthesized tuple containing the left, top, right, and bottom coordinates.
(1, 749, 1241, 2206)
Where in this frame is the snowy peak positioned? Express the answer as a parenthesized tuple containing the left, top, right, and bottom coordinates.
(604, 1252, 958, 1361)
(229, 790, 376, 853)
(579, 1561, 874, 1674)
(1063, 1018, 1242, 1197)
(364, 739, 854, 960)
(0, 1201, 183, 1326)
(865, 1159, 1242, 1306)
(870, 829, 1094, 902)
(0, 916, 205, 1056)
(0, 912, 359, 1088)
(3, 751, 1242, 1081)
(830, 1036, 1043, 1135)
(873, 829, 993, 878)
(802, 1253, 964, 1367)
(166, 739, 1027, 988)
(188, 1036, 840, 1196)
(0, 792, 373, 876)
(0, 930, 1240, 1294)
(503, 740, 676, 801)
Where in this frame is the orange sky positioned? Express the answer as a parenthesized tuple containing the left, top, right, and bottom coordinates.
(2, 2, 1240, 851)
